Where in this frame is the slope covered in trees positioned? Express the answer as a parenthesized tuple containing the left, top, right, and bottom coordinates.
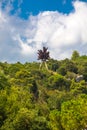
(0, 51, 87, 130)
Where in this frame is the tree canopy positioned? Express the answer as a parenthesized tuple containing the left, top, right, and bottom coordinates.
(0, 51, 87, 130)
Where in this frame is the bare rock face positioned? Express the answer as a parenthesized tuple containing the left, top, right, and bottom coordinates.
(76, 75, 83, 82)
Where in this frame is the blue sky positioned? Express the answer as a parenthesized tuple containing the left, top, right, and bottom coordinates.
(3, 0, 87, 18)
(0, 0, 87, 62)
(13, 0, 74, 18)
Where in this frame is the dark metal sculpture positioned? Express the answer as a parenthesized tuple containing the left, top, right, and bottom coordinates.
(37, 47, 50, 70)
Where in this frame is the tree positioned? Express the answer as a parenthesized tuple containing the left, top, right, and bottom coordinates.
(48, 110, 62, 130)
(48, 74, 70, 90)
(71, 50, 80, 60)
(61, 95, 87, 130)
(37, 47, 50, 70)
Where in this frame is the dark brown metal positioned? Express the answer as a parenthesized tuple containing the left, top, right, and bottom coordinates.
(37, 47, 50, 61)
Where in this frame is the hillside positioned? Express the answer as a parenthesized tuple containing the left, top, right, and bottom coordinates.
(0, 51, 87, 130)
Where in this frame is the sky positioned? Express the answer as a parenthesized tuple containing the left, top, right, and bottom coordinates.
(0, 0, 87, 62)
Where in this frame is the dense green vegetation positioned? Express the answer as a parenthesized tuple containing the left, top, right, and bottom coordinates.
(0, 51, 87, 130)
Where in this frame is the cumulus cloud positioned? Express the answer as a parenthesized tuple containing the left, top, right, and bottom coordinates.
(0, 0, 87, 62)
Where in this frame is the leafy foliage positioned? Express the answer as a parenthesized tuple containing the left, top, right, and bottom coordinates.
(0, 51, 87, 130)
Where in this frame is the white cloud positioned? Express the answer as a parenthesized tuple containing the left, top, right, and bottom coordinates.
(0, 1, 87, 62)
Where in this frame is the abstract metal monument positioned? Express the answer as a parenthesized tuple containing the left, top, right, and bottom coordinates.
(37, 47, 50, 70)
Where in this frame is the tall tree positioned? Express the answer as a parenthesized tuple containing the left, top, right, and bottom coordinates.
(71, 50, 80, 60)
